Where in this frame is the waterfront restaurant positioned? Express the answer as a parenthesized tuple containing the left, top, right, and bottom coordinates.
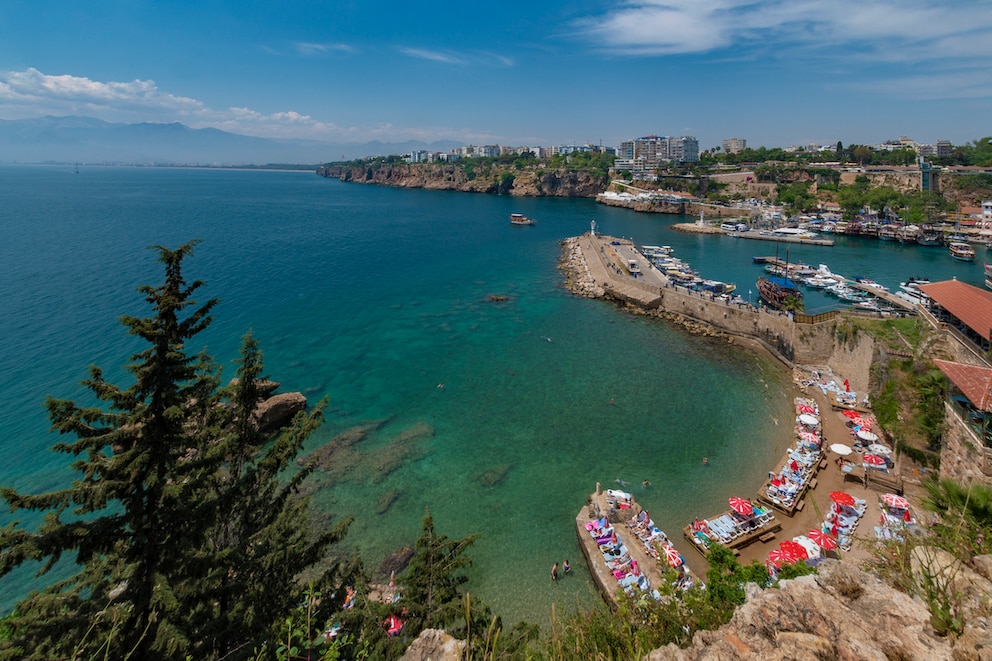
(918, 280, 992, 353)
(934, 359, 992, 449)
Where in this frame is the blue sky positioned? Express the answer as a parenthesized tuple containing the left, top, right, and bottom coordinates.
(1, 0, 990, 150)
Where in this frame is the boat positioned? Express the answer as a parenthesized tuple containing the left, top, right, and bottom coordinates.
(985, 264, 992, 290)
(949, 242, 976, 261)
(916, 227, 942, 246)
(510, 213, 535, 225)
(756, 276, 804, 310)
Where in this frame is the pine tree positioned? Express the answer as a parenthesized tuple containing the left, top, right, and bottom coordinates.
(0, 242, 344, 660)
(402, 508, 480, 632)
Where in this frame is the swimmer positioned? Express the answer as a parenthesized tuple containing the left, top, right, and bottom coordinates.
(615, 478, 629, 487)
(703, 457, 709, 466)
(642, 479, 650, 488)
(562, 559, 571, 574)
(551, 562, 559, 581)
(609, 398, 615, 405)
(437, 383, 444, 389)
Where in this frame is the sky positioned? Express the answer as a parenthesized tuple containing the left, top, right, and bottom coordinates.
(1, 0, 990, 151)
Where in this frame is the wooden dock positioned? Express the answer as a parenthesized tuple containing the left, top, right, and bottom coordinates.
(682, 509, 782, 558)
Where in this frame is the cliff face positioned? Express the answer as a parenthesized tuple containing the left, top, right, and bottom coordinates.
(317, 163, 607, 197)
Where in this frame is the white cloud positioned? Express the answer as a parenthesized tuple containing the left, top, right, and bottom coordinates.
(398, 47, 515, 67)
(574, 0, 992, 59)
(0, 67, 500, 144)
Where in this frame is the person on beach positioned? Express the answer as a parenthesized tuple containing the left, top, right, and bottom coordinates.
(551, 562, 559, 581)
(562, 559, 570, 574)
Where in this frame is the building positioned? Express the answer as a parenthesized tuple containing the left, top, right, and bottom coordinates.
(615, 134, 699, 173)
(937, 139, 953, 158)
(722, 137, 747, 154)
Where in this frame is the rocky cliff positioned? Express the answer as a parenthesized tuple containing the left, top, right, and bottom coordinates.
(317, 163, 607, 197)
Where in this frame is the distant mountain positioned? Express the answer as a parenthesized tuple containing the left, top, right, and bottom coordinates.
(0, 116, 461, 166)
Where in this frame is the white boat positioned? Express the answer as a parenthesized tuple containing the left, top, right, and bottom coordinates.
(985, 264, 992, 290)
(949, 242, 976, 261)
(896, 277, 931, 306)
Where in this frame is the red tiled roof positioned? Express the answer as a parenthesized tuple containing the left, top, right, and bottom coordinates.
(934, 359, 992, 411)
(918, 280, 992, 340)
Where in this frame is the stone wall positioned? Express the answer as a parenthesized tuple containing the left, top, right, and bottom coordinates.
(939, 403, 992, 484)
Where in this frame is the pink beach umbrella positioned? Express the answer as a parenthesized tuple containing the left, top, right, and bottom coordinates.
(808, 529, 838, 550)
(729, 496, 753, 516)
(882, 493, 910, 509)
(863, 453, 886, 466)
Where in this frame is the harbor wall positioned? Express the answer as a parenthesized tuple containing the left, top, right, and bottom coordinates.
(565, 234, 876, 390)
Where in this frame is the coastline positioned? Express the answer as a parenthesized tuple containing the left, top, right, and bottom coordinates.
(560, 231, 913, 582)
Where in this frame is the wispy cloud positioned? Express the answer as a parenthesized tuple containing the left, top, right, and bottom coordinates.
(294, 41, 353, 56)
(398, 47, 515, 67)
(399, 47, 467, 65)
(572, 0, 992, 98)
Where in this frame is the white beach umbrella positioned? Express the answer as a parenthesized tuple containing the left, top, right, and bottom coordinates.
(798, 413, 820, 427)
(829, 443, 853, 456)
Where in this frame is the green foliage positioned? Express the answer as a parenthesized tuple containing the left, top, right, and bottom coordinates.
(915, 370, 947, 450)
(776, 181, 818, 211)
(0, 243, 343, 661)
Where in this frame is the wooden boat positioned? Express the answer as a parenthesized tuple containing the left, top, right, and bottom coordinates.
(756, 276, 804, 310)
(510, 213, 535, 225)
(949, 242, 976, 262)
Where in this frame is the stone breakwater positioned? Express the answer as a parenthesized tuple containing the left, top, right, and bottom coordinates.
(558, 233, 876, 391)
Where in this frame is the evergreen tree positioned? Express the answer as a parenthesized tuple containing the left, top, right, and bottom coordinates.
(401, 508, 480, 632)
(0, 242, 344, 660)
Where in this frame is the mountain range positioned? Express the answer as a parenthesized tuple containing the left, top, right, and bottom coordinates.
(0, 116, 461, 166)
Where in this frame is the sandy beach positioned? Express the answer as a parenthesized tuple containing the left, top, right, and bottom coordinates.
(678, 374, 917, 580)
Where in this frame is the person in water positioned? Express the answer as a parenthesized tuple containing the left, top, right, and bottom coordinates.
(551, 562, 559, 581)
(562, 559, 571, 574)
(703, 457, 709, 465)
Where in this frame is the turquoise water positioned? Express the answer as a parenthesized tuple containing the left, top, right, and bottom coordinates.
(0, 166, 973, 625)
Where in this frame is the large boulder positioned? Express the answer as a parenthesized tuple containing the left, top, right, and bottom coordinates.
(398, 629, 465, 661)
(253, 392, 306, 433)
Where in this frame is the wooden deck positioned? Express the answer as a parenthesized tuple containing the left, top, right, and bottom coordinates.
(682, 510, 782, 558)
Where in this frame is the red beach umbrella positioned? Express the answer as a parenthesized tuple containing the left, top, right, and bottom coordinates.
(863, 453, 886, 466)
(663, 545, 683, 567)
(779, 539, 809, 561)
(842, 410, 860, 419)
(767, 549, 792, 568)
(808, 529, 838, 550)
(882, 493, 910, 509)
(829, 491, 855, 507)
(728, 496, 753, 516)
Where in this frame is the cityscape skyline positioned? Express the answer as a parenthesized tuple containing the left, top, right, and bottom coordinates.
(1, 1, 990, 156)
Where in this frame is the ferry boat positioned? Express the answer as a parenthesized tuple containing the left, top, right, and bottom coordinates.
(510, 213, 535, 225)
(985, 264, 992, 290)
(949, 242, 976, 261)
(756, 276, 804, 310)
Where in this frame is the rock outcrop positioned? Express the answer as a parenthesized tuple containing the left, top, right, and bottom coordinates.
(253, 391, 307, 434)
(398, 629, 466, 661)
(318, 164, 607, 198)
(558, 237, 605, 298)
(646, 559, 978, 660)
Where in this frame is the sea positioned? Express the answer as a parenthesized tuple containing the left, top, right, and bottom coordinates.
(0, 165, 987, 625)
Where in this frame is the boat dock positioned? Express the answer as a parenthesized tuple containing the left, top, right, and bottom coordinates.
(732, 231, 834, 247)
(753, 257, 917, 313)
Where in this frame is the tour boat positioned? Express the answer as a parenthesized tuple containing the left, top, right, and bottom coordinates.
(756, 276, 803, 310)
(949, 242, 976, 261)
(510, 213, 535, 225)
